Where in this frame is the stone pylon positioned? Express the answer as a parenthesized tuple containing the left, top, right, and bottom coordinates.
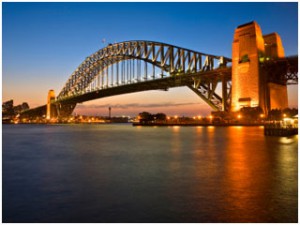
(46, 90, 56, 120)
(231, 21, 287, 114)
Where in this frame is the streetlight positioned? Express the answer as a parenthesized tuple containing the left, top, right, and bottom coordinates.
(208, 115, 213, 124)
(174, 115, 179, 124)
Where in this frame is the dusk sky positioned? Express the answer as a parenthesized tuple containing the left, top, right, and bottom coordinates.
(2, 2, 298, 117)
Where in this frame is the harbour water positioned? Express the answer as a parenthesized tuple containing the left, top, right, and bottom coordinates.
(3, 124, 298, 222)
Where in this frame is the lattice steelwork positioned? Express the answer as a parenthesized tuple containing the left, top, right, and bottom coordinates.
(57, 41, 231, 111)
(261, 56, 298, 85)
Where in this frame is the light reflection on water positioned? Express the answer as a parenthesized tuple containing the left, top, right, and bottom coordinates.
(3, 124, 298, 223)
(279, 136, 296, 144)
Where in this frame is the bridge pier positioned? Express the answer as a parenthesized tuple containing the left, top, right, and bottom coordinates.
(46, 90, 56, 120)
(46, 89, 77, 120)
(56, 102, 77, 118)
(231, 21, 288, 115)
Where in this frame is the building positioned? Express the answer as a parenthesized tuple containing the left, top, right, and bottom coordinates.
(231, 21, 287, 114)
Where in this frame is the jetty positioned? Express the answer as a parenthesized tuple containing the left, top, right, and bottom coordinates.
(264, 116, 298, 136)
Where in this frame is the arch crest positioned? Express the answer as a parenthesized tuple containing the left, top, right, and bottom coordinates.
(57, 40, 230, 100)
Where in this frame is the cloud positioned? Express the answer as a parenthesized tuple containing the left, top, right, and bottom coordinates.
(76, 102, 199, 109)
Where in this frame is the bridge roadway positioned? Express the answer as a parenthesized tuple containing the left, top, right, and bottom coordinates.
(20, 67, 232, 118)
(59, 68, 231, 104)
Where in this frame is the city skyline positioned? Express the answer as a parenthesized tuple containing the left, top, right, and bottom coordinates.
(3, 2, 298, 116)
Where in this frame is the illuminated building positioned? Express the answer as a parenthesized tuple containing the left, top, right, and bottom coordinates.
(231, 21, 288, 114)
(263, 33, 287, 111)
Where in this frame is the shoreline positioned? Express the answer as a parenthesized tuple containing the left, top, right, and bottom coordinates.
(132, 122, 265, 127)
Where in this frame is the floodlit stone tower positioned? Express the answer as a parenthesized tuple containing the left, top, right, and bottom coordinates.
(231, 21, 287, 114)
(263, 33, 288, 111)
(46, 90, 56, 120)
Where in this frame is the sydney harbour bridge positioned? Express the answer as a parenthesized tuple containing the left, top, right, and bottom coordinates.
(20, 21, 298, 119)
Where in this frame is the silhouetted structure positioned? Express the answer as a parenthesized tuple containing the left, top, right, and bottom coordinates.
(2, 100, 30, 122)
(19, 21, 297, 119)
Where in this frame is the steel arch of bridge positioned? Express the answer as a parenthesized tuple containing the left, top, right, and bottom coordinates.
(57, 40, 232, 112)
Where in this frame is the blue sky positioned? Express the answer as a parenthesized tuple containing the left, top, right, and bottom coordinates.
(2, 2, 298, 116)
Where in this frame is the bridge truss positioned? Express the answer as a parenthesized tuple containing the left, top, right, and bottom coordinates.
(261, 56, 298, 85)
(56, 41, 232, 116)
(20, 41, 297, 119)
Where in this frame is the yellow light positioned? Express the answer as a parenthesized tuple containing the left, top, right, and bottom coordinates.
(279, 137, 295, 144)
(198, 116, 202, 119)
(260, 114, 264, 118)
(283, 114, 287, 118)
(174, 115, 178, 119)
(167, 116, 170, 120)
(237, 114, 242, 119)
(173, 126, 180, 131)
(193, 116, 196, 120)
(209, 115, 213, 119)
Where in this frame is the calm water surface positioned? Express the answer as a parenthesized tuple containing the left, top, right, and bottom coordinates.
(3, 124, 298, 222)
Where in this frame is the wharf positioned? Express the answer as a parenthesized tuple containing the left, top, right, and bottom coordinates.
(264, 123, 298, 136)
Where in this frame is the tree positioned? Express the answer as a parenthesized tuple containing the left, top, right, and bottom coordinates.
(154, 113, 166, 121)
(138, 112, 153, 123)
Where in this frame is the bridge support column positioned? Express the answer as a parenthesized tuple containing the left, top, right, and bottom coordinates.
(56, 102, 77, 118)
(263, 33, 287, 111)
(46, 90, 56, 120)
(221, 77, 230, 111)
(231, 21, 287, 115)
